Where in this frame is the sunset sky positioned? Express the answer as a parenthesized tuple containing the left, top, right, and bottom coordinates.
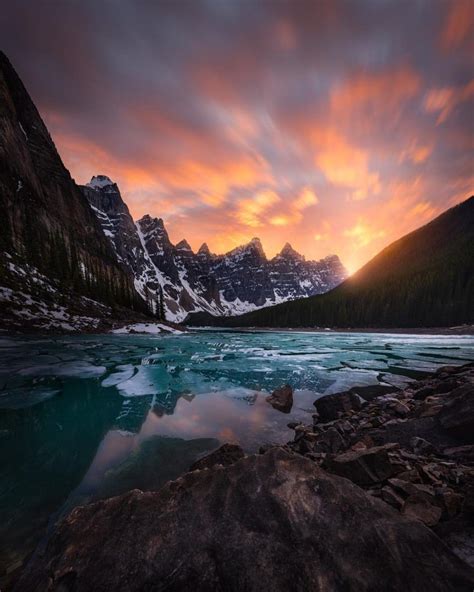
(1, 0, 473, 273)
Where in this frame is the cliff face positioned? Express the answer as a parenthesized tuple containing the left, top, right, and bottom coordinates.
(0, 52, 146, 330)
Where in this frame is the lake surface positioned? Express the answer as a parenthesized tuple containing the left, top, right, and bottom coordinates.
(1, 329, 474, 582)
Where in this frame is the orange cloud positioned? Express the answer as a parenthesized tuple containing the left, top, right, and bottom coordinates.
(235, 189, 280, 227)
(270, 186, 319, 226)
(343, 220, 386, 247)
(330, 66, 421, 117)
(399, 141, 433, 164)
(314, 129, 380, 200)
(440, 0, 474, 51)
(423, 80, 474, 124)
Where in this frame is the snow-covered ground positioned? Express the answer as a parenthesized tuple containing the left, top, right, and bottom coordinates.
(112, 323, 185, 335)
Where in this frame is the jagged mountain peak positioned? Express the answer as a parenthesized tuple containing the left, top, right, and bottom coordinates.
(138, 214, 165, 229)
(86, 175, 115, 190)
(279, 242, 303, 260)
(198, 242, 211, 256)
(176, 239, 193, 252)
(225, 237, 266, 261)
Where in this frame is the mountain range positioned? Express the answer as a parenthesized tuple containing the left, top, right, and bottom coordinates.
(81, 175, 347, 322)
(187, 196, 474, 328)
(0, 51, 346, 330)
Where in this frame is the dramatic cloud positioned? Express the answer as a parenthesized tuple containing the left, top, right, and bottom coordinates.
(1, 0, 472, 272)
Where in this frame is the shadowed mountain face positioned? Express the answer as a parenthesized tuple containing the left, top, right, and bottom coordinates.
(82, 178, 347, 322)
(0, 52, 145, 328)
(187, 196, 474, 328)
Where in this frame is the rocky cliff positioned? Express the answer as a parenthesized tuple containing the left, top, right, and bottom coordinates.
(0, 52, 146, 331)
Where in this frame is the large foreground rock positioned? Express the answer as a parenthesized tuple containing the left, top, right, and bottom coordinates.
(17, 448, 473, 592)
(266, 384, 294, 413)
(314, 390, 364, 422)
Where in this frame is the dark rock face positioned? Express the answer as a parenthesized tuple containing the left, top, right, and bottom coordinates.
(266, 384, 293, 413)
(16, 448, 474, 592)
(0, 52, 144, 330)
(190, 443, 245, 471)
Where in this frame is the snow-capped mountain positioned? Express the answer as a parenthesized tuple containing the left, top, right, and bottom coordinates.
(82, 176, 347, 322)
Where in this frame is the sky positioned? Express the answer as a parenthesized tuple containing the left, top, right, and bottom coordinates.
(1, 0, 473, 273)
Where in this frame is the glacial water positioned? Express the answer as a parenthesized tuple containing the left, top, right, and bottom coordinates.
(1, 329, 474, 582)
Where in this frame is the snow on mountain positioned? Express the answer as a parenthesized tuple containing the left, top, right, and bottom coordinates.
(86, 175, 115, 190)
(82, 177, 348, 322)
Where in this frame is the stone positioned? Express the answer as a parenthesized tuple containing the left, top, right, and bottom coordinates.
(410, 436, 437, 455)
(414, 386, 435, 400)
(388, 478, 435, 500)
(16, 448, 474, 592)
(190, 443, 245, 471)
(402, 493, 443, 527)
(381, 486, 405, 509)
(385, 398, 411, 417)
(436, 379, 461, 394)
(438, 384, 474, 442)
(266, 384, 293, 413)
(314, 390, 364, 423)
(325, 444, 397, 486)
(351, 440, 368, 451)
(438, 489, 464, 519)
(396, 469, 420, 483)
(443, 445, 474, 462)
(313, 427, 346, 454)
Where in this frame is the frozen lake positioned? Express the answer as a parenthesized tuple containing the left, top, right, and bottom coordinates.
(1, 329, 473, 581)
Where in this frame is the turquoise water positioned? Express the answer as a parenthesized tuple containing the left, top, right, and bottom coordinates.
(1, 329, 474, 581)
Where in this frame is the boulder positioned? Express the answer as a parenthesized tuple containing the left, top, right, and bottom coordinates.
(16, 448, 474, 592)
(325, 443, 396, 486)
(190, 443, 245, 471)
(410, 436, 438, 455)
(414, 386, 435, 401)
(438, 384, 474, 442)
(402, 493, 443, 527)
(312, 427, 346, 454)
(314, 390, 364, 422)
(266, 384, 293, 413)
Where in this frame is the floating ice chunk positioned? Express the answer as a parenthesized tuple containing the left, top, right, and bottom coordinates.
(101, 365, 136, 387)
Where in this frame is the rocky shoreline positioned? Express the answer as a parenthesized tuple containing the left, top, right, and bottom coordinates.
(284, 362, 474, 566)
(15, 363, 474, 591)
